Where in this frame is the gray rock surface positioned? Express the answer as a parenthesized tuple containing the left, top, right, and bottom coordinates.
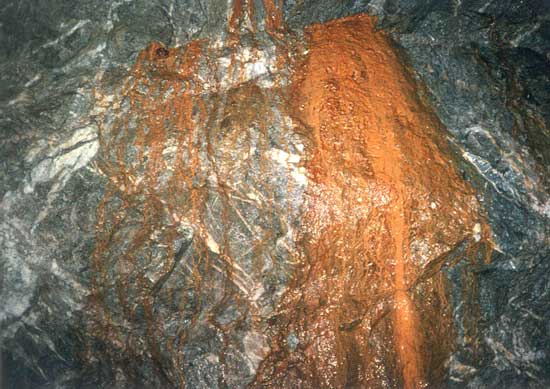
(1, 0, 548, 387)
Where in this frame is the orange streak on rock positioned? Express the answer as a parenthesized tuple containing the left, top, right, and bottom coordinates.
(89, 39, 210, 387)
(255, 14, 488, 388)
(228, 0, 248, 35)
(296, 15, 428, 387)
(263, 0, 284, 35)
(90, 0, 292, 378)
(228, 0, 284, 39)
(89, 8, 491, 388)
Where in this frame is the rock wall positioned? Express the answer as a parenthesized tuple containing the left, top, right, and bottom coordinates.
(1, 0, 548, 388)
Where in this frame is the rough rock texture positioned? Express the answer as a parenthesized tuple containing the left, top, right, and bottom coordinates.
(0, 0, 548, 388)
(254, 15, 489, 388)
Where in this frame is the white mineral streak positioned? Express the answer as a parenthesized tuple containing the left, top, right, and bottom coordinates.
(24, 74, 42, 88)
(51, 259, 86, 304)
(24, 125, 98, 193)
(1, 123, 99, 327)
(462, 125, 550, 220)
(268, 147, 307, 188)
(366, 0, 387, 15)
(205, 231, 221, 254)
(0, 239, 33, 323)
(473, 223, 482, 242)
(243, 330, 270, 372)
(217, 46, 278, 90)
(41, 20, 91, 49)
(0, 210, 35, 336)
(511, 22, 541, 48)
(267, 148, 300, 164)
(7, 90, 32, 106)
(0, 11, 109, 335)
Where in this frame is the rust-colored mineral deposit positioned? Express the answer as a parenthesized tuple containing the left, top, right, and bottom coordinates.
(90, 5, 490, 387)
(254, 14, 490, 389)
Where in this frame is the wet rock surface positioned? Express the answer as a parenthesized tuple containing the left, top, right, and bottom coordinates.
(1, 0, 549, 388)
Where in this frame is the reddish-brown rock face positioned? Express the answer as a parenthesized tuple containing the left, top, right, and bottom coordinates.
(254, 14, 491, 388)
(90, 3, 491, 387)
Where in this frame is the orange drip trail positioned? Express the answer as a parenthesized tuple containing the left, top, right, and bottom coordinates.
(90, 39, 213, 387)
(254, 14, 488, 388)
(89, 0, 294, 386)
(228, 0, 284, 38)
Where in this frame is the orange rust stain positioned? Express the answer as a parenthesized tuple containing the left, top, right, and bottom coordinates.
(89, 39, 212, 386)
(254, 14, 489, 388)
(89, 0, 291, 383)
(228, 0, 284, 38)
(228, 0, 254, 35)
(89, 6, 492, 388)
(263, 0, 284, 35)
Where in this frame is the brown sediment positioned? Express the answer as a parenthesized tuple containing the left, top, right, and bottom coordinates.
(253, 14, 490, 388)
